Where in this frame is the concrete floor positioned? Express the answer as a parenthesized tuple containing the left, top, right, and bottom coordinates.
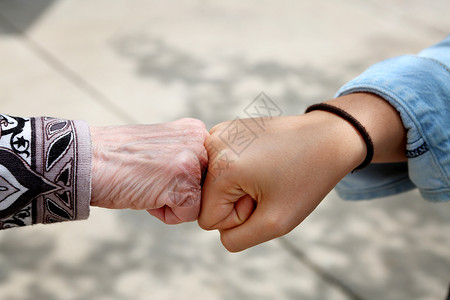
(0, 0, 449, 299)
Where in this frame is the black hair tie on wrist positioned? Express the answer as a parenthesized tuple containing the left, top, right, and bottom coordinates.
(305, 103, 374, 172)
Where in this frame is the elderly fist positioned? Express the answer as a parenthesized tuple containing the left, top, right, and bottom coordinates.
(90, 118, 208, 224)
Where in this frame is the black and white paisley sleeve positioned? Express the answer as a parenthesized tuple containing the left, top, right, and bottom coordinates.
(0, 114, 91, 229)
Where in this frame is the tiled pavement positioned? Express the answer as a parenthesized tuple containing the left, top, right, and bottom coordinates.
(0, 1, 449, 299)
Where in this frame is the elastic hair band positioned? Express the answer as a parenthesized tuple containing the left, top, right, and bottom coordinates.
(305, 103, 374, 172)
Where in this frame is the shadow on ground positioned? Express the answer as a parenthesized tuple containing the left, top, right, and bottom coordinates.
(0, 0, 56, 35)
(110, 32, 367, 127)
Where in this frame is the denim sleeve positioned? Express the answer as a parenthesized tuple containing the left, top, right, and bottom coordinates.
(334, 36, 450, 202)
(0, 114, 91, 229)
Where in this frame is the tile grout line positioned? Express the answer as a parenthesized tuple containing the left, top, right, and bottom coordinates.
(0, 11, 138, 124)
(278, 237, 368, 300)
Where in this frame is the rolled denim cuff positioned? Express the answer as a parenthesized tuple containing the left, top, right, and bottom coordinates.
(334, 45, 450, 202)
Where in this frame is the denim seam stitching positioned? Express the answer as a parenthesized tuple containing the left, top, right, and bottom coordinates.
(413, 54, 450, 75)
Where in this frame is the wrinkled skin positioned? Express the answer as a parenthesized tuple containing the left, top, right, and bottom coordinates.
(90, 118, 209, 224)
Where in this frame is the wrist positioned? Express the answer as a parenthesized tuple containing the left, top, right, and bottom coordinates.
(305, 103, 374, 172)
(89, 126, 108, 207)
(325, 93, 407, 163)
(301, 111, 366, 174)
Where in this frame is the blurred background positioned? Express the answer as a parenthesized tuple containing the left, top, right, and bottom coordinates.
(0, 0, 449, 299)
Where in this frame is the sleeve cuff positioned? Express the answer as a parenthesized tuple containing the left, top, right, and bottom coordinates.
(31, 117, 92, 224)
(334, 53, 450, 202)
(0, 115, 92, 229)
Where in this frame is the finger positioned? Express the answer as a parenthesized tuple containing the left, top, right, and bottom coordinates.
(147, 206, 184, 225)
(170, 203, 200, 222)
(147, 207, 165, 222)
(155, 189, 201, 223)
(212, 194, 256, 230)
(218, 205, 289, 252)
(198, 172, 244, 230)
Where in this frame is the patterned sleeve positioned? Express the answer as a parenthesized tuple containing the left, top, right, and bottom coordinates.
(0, 114, 92, 229)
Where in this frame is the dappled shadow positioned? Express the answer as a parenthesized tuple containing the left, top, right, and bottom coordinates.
(0, 7, 447, 298)
(110, 32, 360, 128)
(284, 190, 450, 299)
(0, 210, 348, 300)
(107, 32, 450, 299)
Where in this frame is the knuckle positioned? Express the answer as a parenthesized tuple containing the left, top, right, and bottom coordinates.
(206, 148, 237, 179)
(174, 118, 209, 142)
(176, 117, 205, 128)
(209, 121, 230, 135)
(174, 151, 197, 168)
(171, 152, 202, 182)
(191, 128, 209, 144)
(205, 134, 222, 149)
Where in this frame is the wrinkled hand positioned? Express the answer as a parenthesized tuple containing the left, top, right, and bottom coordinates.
(90, 118, 209, 224)
(198, 113, 366, 252)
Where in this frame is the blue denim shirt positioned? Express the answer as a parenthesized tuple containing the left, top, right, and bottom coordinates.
(334, 36, 450, 202)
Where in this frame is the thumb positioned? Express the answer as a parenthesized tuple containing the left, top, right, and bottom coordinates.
(198, 172, 255, 231)
(218, 203, 288, 252)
